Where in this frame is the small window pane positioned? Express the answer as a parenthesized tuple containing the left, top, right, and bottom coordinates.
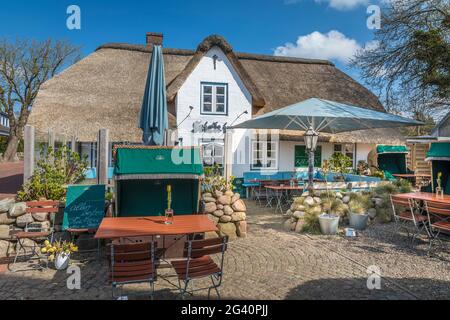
(203, 86, 212, 94)
(203, 103, 212, 112)
(334, 144, 342, 152)
(216, 95, 225, 104)
(216, 86, 225, 95)
(203, 95, 212, 103)
(216, 104, 225, 113)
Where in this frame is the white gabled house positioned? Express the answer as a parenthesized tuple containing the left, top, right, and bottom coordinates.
(29, 33, 407, 178)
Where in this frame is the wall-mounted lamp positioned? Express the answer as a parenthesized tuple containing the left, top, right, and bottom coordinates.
(176, 105, 194, 128)
(229, 110, 249, 127)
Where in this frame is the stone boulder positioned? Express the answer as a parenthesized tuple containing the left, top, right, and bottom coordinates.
(15, 238, 37, 252)
(15, 213, 34, 228)
(294, 220, 305, 233)
(283, 218, 296, 231)
(32, 212, 48, 222)
(231, 193, 240, 203)
(235, 221, 247, 238)
(213, 210, 224, 217)
(204, 202, 217, 214)
(231, 212, 246, 222)
(218, 195, 232, 206)
(217, 222, 237, 241)
(0, 240, 13, 257)
(202, 193, 212, 198)
(207, 214, 219, 225)
(231, 199, 246, 212)
(217, 204, 224, 210)
(313, 197, 322, 204)
(204, 231, 219, 239)
(0, 212, 15, 225)
(223, 205, 234, 215)
(8, 202, 27, 218)
(0, 198, 15, 213)
(224, 190, 234, 197)
(368, 208, 377, 219)
(214, 190, 223, 198)
(293, 211, 305, 219)
(0, 225, 10, 239)
(304, 196, 315, 206)
(28, 221, 51, 231)
(203, 196, 216, 203)
(342, 196, 350, 204)
(219, 215, 232, 223)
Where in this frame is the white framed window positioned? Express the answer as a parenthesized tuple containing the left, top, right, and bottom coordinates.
(251, 139, 278, 170)
(201, 82, 228, 115)
(334, 143, 355, 167)
(200, 139, 224, 167)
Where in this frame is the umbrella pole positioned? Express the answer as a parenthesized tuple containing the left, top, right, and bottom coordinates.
(308, 150, 315, 194)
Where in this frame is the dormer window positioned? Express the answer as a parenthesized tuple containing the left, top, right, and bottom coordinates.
(201, 82, 228, 115)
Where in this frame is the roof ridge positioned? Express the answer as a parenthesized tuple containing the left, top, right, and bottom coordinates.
(96, 42, 333, 66)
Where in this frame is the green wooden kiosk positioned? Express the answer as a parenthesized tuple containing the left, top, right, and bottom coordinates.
(368, 145, 410, 179)
(425, 141, 450, 195)
(113, 146, 204, 217)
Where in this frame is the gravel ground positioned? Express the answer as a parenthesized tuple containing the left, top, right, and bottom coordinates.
(0, 199, 448, 300)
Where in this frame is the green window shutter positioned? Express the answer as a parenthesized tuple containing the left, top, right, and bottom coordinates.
(295, 145, 322, 168)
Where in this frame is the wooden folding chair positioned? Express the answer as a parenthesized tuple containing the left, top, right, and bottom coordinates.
(424, 201, 450, 256)
(9, 200, 59, 272)
(171, 236, 228, 300)
(107, 241, 158, 300)
(390, 195, 430, 244)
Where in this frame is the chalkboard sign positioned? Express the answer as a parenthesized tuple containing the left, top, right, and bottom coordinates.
(62, 185, 106, 230)
(295, 145, 322, 168)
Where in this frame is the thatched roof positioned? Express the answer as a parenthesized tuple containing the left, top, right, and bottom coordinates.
(29, 34, 397, 143)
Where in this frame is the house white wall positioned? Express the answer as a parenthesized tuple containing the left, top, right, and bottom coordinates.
(176, 46, 252, 176)
(174, 46, 377, 178)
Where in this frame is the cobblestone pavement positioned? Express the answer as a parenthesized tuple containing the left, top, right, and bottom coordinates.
(0, 161, 23, 200)
(0, 200, 449, 300)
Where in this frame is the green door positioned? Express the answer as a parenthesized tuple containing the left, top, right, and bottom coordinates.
(295, 145, 322, 168)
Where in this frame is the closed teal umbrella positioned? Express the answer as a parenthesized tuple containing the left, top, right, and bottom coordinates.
(139, 45, 168, 146)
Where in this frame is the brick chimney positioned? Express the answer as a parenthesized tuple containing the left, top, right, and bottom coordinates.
(146, 32, 163, 48)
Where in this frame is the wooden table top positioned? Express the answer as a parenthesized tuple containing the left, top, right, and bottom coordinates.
(264, 185, 304, 190)
(396, 192, 450, 204)
(94, 215, 218, 239)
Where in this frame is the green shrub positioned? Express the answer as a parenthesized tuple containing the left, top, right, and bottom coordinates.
(17, 146, 88, 201)
(202, 164, 235, 193)
(393, 179, 413, 193)
(301, 207, 321, 233)
(321, 198, 347, 216)
(348, 194, 372, 214)
(328, 153, 352, 180)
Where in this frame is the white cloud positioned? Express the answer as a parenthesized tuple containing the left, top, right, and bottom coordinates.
(316, 0, 369, 10)
(284, 0, 370, 10)
(274, 30, 365, 64)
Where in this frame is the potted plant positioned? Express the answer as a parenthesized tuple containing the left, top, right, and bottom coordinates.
(329, 153, 352, 182)
(318, 161, 340, 235)
(348, 194, 371, 230)
(41, 240, 78, 270)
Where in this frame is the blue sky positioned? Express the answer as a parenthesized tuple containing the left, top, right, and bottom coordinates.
(0, 0, 379, 81)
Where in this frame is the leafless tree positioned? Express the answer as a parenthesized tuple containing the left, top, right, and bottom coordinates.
(353, 0, 450, 125)
(0, 39, 80, 162)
